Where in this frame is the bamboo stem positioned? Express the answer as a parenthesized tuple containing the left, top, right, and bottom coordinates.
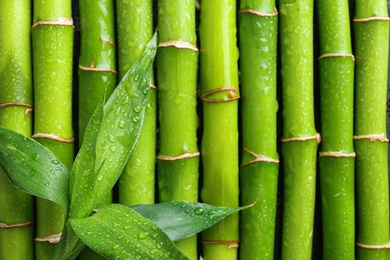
(238, 0, 279, 259)
(32, 0, 74, 258)
(279, 0, 318, 259)
(317, 1, 355, 259)
(116, 0, 156, 206)
(156, 0, 199, 258)
(0, 4, 35, 259)
(199, 0, 240, 259)
(354, 1, 390, 259)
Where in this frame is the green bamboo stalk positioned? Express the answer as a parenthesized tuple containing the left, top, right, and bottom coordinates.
(279, 0, 318, 259)
(32, 1, 74, 258)
(156, 1, 199, 259)
(317, 1, 355, 259)
(0, 1, 35, 259)
(199, 1, 240, 259)
(78, 0, 117, 145)
(77, 1, 116, 258)
(354, 1, 390, 259)
(116, 0, 156, 206)
(238, 1, 279, 259)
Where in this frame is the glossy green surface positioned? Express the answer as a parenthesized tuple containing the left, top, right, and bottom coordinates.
(116, 0, 157, 207)
(238, 1, 279, 259)
(279, 1, 317, 259)
(354, 1, 389, 259)
(0, 1, 34, 259)
(199, 1, 239, 259)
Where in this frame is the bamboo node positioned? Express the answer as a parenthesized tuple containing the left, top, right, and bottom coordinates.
(35, 232, 62, 244)
(100, 37, 116, 48)
(149, 83, 158, 90)
(32, 133, 75, 143)
(157, 151, 200, 161)
(357, 242, 390, 249)
(353, 134, 389, 143)
(0, 102, 33, 115)
(79, 64, 117, 75)
(239, 7, 278, 17)
(32, 17, 74, 28)
(281, 133, 321, 144)
(353, 16, 390, 22)
(319, 53, 355, 61)
(199, 87, 240, 103)
(158, 40, 199, 52)
(202, 240, 240, 249)
(319, 151, 356, 158)
(0, 221, 34, 229)
(241, 147, 279, 167)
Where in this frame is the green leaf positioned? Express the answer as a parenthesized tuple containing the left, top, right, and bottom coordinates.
(0, 126, 69, 216)
(132, 201, 248, 241)
(68, 33, 157, 219)
(68, 97, 105, 219)
(70, 204, 189, 260)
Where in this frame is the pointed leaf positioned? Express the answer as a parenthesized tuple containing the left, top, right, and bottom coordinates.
(132, 201, 248, 241)
(70, 204, 189, 260)
(68, 97, 105, 219)
(68, 33, 157, 219)
(93, 33, 156, 208)
(0, 126, 69, 216)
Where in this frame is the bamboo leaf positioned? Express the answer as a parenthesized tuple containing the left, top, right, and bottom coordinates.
(93, 33, 156, 209)
(132, 201, 248, 241)
(0, 126, 69, 216)
(68, 33, 157, 219)
(70, 204, 189, 260)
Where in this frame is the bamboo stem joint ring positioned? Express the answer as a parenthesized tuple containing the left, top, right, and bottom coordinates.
(281, 133, 321, 143)
(202, 240, 240, 250)
(158, 40, 199, 52)
(32, 133, 75, 143)
(199, 87, 240, 103)
(353, 16, 390, 22)
(0, 221, 34, 228)
(241, 147, 279, 167)
(100, 37, 116, 48)
(35, 232, 62, 244)
(32, 17, 74, 28)
(319, 53, 355, 61)
(354, 134, 389, 143)
(357, 242, 390, 249)
(0, 102, 33, 115)
(319, 151, 356, 158)
(79, 64, 117, 75)
(239, 7, 278, 17)
(157, 151, 200, 161)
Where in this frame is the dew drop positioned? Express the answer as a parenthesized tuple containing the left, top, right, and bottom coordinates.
(110, 146, 117, 153)
(138, 231, 149, 239)
(118, 120, 126, 128)
(97, 175, 103, 181)
(195, 208, 205, 215)
(44, 181, 50, 186)
(133, 105, 142, 113)
(132, 116, 140, 123)
(51, 159, 60, 165)
(134, 74, 140, 81)
(124, 226, 130, 230)
(112, 244, 119, 250)
(108, 134, 116, 143)
(114, 107, 121, 116)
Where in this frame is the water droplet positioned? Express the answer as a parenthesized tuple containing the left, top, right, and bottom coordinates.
(124, 112, 129, 117)
(97, 175, 103, 181)
(132, 116, 140, 123)
(110, 146, 117, 153)
(143, 87, 149, 94)
(112, 244, 119, 250)
(108, 134, 116, 143)
(133, 105, 142, 113)
(118, 120, 126, 128)
(134, 74, 140, 81)
(156, 242, 163, 249)
(114, 107, 121, 116)
(124, 226, 130, 230)
(51, 160, 60, 165)
(138, 231, 149, 239)
(44, 181, 50, 186)
(195, 208, 204, 215)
